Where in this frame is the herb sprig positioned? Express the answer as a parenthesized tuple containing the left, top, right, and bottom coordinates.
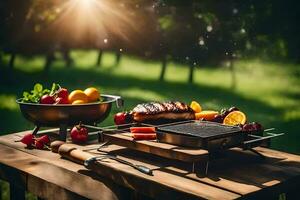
(22, 83, 60, 103)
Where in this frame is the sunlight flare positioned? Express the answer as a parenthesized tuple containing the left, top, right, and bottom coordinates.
(51, 0, 142, 47)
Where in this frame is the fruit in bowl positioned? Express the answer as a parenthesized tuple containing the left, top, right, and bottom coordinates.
(17, 83, 122, 128)
(68, 90, 89, 104)
(21, 83, 101, 105)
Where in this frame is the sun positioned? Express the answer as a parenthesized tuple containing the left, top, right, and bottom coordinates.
(50, 0, 141, 47)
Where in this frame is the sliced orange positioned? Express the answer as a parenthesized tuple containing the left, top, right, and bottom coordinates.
(223, 111, 247, 125)
(195, 110, 218, 120)
(84, 87, 100, 102)
(68, 90, 88, 104)
(190, 101, 202, 113)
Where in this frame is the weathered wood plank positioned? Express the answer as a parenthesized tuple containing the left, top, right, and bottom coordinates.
(60, 144, 300, 198)
(59, 145, 240, 200)
(0, 133, 239, 200)
(1, 132, 300, 200)
(0, 144, 120, 200)
(103, 132, 209, 162)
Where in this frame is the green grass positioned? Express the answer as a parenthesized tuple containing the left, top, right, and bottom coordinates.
(0, 50, 300, 155)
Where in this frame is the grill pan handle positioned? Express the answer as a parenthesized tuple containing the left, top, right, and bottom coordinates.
(242, 132, 284, 149)
(244, 132, 284, 144)
(105, 94, 123, 108)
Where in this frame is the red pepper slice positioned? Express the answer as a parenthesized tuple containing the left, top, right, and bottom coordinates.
(132, 133, 157, 140)
(130, 127, 156, 133)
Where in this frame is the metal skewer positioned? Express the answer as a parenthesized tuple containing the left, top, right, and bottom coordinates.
(264, 128, 275, 132)
(84, 155, 153, 175)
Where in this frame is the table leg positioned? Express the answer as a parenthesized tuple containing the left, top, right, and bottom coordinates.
(59, 124, 68, 141)
(9, 183, 25, 200)
(0, 180, 2, 199)
(205, 160, 209, 175)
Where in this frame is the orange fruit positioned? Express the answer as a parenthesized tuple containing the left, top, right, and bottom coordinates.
(195, 110, 218, 120)
(68, 90, 88, 104)
(84, 87, 100, 102)
(223, 111, 247, 125)
(190, 101, 202, 113)
(72, 100, 86, 105)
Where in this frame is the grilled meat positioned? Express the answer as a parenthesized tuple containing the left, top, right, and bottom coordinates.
(132, 101, 195, 122)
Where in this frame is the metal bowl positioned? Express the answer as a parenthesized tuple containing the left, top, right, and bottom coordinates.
(16, 94, 123, 127)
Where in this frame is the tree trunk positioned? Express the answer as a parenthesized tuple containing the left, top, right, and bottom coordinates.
(188, 64, 194, 84)
(44, 52, 55, 72)
(62, 49, 73, 67)
(229, 59, 236, 90)
(8, 52, 16, 70)
(115, 52, 121, 66)
(159, 56, 167, 81)
(96, 50, 103, 67)
(0, 51, 3, 67)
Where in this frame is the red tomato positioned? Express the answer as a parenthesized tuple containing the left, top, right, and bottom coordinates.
(70, 125, 88, 143)
(114, 112, 133, 125)
(114, 112, 126, 125)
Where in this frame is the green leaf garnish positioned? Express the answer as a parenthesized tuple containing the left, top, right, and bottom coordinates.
(21, 83, 61, 103)
(34, 83, 43, 93)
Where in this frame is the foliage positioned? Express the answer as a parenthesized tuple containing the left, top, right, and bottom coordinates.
(1, 0, 300, 63)
(22, 83, 60, 103)
(155, 0, 300, 63)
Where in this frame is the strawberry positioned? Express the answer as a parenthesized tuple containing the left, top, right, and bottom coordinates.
(35, 140, 44, 149)
(36, 135, 50, 144)
(20, 133, 34, 146)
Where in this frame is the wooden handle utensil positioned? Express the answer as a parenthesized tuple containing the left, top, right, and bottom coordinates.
(58, 144, 94, 165)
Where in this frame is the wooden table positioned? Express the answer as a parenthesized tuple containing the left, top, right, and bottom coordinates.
(0, 131, 300, 200)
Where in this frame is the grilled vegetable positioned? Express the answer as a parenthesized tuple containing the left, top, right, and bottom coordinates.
(132, 133, 157, 140)
(195, 110, 219, 120)
(130, 127, 156, 133)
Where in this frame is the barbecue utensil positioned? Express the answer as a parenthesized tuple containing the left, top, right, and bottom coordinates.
(57, 143, 152, 175)
(84, 155, 153, 175)
(156, 121, 244, 150)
